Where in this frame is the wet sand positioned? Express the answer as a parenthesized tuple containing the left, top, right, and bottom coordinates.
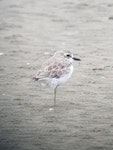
(0, 0, 113, 150)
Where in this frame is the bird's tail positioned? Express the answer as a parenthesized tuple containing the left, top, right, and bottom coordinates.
(32, 76, 39, 81)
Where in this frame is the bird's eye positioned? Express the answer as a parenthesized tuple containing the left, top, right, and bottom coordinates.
(66, 54, 71, 57)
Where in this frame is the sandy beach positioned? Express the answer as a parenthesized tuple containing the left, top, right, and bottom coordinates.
(0, 0, 113, 149)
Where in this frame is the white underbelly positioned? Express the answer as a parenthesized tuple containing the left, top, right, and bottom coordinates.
(49, 65, 73, 88)
(39, 65, 74, 88)
(58, 65, 73, 83)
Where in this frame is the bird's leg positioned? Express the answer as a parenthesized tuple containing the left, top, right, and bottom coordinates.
(54, 85, 58, 107)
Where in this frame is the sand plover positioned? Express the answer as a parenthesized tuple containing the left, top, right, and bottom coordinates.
(33, 51, 81, 106)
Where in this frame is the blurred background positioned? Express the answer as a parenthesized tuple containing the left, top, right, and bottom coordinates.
(0, 0, 113, 150)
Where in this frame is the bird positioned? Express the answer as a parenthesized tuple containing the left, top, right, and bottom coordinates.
(33, 50, 81, 107)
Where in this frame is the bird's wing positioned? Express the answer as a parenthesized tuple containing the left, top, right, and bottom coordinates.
(36, 58, 69, 79)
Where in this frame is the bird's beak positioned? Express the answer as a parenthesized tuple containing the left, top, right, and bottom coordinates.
(73, 57, 81, 61)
